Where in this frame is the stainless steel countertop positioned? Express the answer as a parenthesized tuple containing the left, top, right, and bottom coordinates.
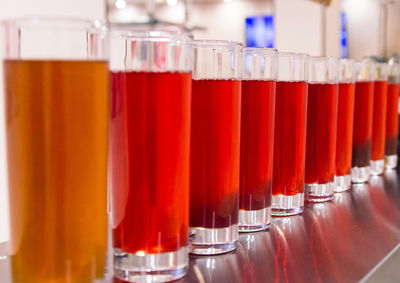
(2, 170, 400, 283)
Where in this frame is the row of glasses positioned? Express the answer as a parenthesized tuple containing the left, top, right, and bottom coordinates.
(351, 60, 399, 184)
(2, 18, 400, 283)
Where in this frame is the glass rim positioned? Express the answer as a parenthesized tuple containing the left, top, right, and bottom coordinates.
(278, 51, 309, 58)
(192, 39, 243, 50)
(243, 46, 277, 54)
(1, 16, 106, 34)
(309, 56, 338, 61)
(109, 28, 192, 44)
(340, 58, 355, 64)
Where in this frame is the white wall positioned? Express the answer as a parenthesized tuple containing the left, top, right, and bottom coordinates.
(387, 2, 400, 57)
(275, 0, 323, 56)
(191, 0, 273, 42)
(342, 0, 380, 60)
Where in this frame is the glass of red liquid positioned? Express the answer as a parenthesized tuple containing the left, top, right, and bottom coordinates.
(371, 63, 389, 175)
(305, 57, 339, 202)
(385, 62, 400, 169)
(272, 52, 309, 216)
(334, 59, 356, 192)
(239, 47, 277, 232)
(110, 30, 193, 281)
(351, 60, 375, 183)
(190, 40, 242, 255)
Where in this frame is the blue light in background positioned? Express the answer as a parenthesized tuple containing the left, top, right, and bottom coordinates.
(245, 15, 274, 48)
(340, 12, 348, 58)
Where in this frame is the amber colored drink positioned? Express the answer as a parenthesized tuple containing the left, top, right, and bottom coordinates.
(111, 71, 191, 254)
(240, 80, 275, 211)
(336, 83, 355, 176)
(273, 81, 308, 196)
(4, 60, 109, 283)
(372, 80, 388, 161)
(352, 81, 374, 167)
(385, 83, 400, 155)
(190, 79, 241, 228)
(305, 83, 338, 184)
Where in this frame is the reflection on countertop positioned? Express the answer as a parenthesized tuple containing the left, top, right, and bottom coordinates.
(1, 170, 400, 283)
(180, 170, 400, 283)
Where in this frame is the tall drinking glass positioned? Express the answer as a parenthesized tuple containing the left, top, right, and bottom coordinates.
(109, 31, 192, 281)
(190, 40, 242, 254)
(351, 60, 375, 183)
(334, 59, 356, 192)
(385, 62, 400, 169)
(2, 18, 108, 282)
(305, 57, 339, 202)
(239, 47, 277, 232)
(272, 52, 309, 216)
(371, 63, 389, 175)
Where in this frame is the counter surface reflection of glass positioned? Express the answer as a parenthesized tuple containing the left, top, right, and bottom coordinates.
(305, 57, 339, 202)
(371, 63, 389, 175)
(334, 59, 356, 192)
(190, 40, 242, 254)
(351, 60, 375, 183)
(239, 47, 277, 232)
(2, 18, 108, 283)
(110, 31, 192, 281)
(385, 62, 400, 169)
(272, 53, 309, 216)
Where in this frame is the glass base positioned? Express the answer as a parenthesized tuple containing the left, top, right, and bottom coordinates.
(189, 225, 238, 255)
(370, 159, 385, 176)
(305, 182, 334, 202)
(334, 174, 352, 193)
(351, 166, 370, 183)
(114, 247, 188, 282)
(271, 193, 304, 216)
(239, 207, 271, 233)
(385, 155, 398, 170)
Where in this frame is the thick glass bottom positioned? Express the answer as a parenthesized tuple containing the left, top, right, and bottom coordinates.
(113, 247, 188, 283)
(239, 207, 271, 233)
(271, 193, 304, 216)
(351, 166, 370, 183)
(385, 155, 398, 170)
(189, 225, 238, 255)
(370, 159, 385, 176)
(305, 182, 334, 202)
(334, 174, 352, 192)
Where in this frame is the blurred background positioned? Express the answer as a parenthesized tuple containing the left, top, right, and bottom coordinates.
(0, 0, 399, 248)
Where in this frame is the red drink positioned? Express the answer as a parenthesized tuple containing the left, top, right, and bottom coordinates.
(190, 79, 241, 229)
(371, 80, 388, 161)
(385, 83, 399, 155)
(111, 71, 191, 254)
(352, 81, 374, 168)
(305, 83, 338, 185)
(240, 80, 276, 211)
(336, 83, 355, 176)
(273, 81, 308, 196)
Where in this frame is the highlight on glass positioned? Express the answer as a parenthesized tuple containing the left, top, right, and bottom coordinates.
(334, 59, 356, 192)
(2, 18, 109, 282)
(385, 62, 400, 169)
(109, 30, 193, 281)
(371, 63, 389, 175)
(305, 56, 339, 202)
(190, 40, 242, 254)
(351, 60, 375, 183)
(272, 52, 309, 216)
(239, 47, 277, 232)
